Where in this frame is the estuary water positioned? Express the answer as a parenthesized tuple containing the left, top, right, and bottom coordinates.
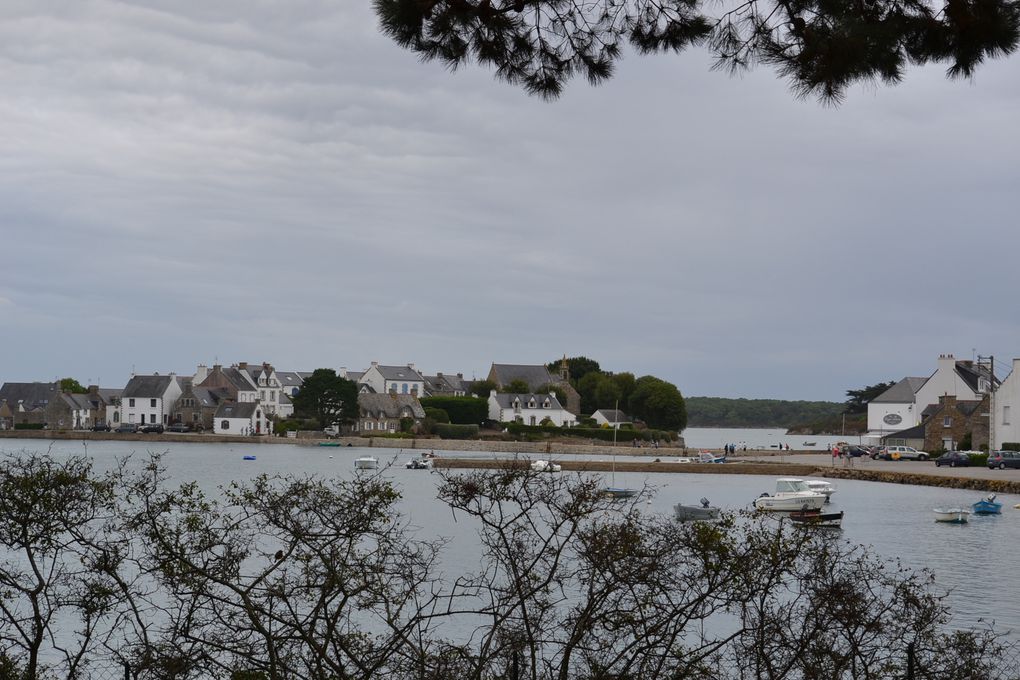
(0, 437, 1014, 638)
(683, 427, 863, 451)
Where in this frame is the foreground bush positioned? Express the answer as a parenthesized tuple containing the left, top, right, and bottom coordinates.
(0, 453, 1014, 679)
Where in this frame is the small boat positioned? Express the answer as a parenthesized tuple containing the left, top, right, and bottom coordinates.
(242, 455, 257, 461)
(603, 487, 639, 500)
(789, 509, 844, 528)
(318, 441, 341, 447)
(804, 479, 836, 501)
(803, 441, 817, 446)
(933, 508, 971, 523)
(675, 456, 700, 464)
(354, 456, 379, 470)
(698, 452, 726, 464)
(405, 458, 430, 470)
(972, 493, 1002, 515)
(530, 460, 562, 472)
(674, 498, 721, 522)
(754, 478, 827, 512)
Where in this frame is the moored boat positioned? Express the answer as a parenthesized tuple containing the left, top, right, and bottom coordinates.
(530, 460, 562, 472)
(354, 456, 379, 470)
(405, 458, 430, 469)
(933, 508, 971, 523)
(318, 441, 341, 447)
(603, 487, 639, 500)
(804, 479, 836, 501)
(972, 493, 1002, 515)
(753, 478, 827, 512)
(789, 509, 843, 528)
(674, 498, 721, 522)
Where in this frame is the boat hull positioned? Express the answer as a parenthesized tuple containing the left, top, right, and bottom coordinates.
(933, 508, 971, 523)
(354, 457, 379, 470)
(972, 501, 1002, 515)
(754, 494, 826, 512)
(790, 510, 843, 528)
(603, 487, 638, 499)
(674, 504, 721, 521)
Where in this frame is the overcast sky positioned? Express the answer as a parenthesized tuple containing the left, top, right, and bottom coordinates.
(1, 1, 1018, 401)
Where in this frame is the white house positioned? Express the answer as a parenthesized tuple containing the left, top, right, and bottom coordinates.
(359, 363, 426, 397)
(213, 402, 272, 435)
(592, 408, 631, 429)
(488, 391, 577, 427)
(992, 358, 1020, 448)
(121, 375, 184, 426)
(866, 377, 927, 438)
(866, 354, 997, 442)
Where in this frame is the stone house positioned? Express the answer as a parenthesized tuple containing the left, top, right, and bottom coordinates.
(354, 393, 425, 433)
(423, 372, 468, 397)
(921, 394, 990, 452)
(0, 382, 59, 427)
(171, 378, 229, 431)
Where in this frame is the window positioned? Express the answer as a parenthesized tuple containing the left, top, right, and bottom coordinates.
(150, 414, 157, 424)
(128, 414, 135, 423)
(192, 413, 199, 422)
(270, 391, 275, 401)
(261, 390, 266, 401)
(943, 416, 952, 427)
(150, 399, 157, 408)
(221, 420, 230, 430)
(113, 412, 120, 423)
(129, 399, 135, 408)
(1005, 405, 1011, 425)
(402, 383, 409, 394)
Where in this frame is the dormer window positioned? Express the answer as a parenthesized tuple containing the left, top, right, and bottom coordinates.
(528, 399, 536, 408)
(543, 399, 551, 408)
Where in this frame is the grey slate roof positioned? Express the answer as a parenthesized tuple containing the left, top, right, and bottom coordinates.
(276, 372, 306, 389)
(358, 393, 425, 419)
(61, 393, 93, 410)
(97, 388, 122, 404)
(490, 364, 557, 391)
(373, 365, 425, 382)
(222, 368, 257, 393)
(870, 377, 927, 404)
(0, 382, 58, 409)
(883, 422, 926, 440)
(424, 373, 467, 394)
(492, 392, 565, 410)
(122, 375, 177, 399)
(956, 361, 999, 393)
(593, 408, 630, 423)
(215, 402, 261, 419)
(192, 387, 227, 408)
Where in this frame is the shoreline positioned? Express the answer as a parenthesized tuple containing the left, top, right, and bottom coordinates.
(3, 431, 1018, 494)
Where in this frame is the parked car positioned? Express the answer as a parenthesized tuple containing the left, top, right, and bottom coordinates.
(140, 423, 165, 434)
(115, 423, 139, 434)
(846, 445, 870, 458)
(91, 422, 111, 432)
(934, 451, 972, 468)
(988, 451, 1020, 470)
(166, 423, 191, 433)
(873, 445, 930, 461)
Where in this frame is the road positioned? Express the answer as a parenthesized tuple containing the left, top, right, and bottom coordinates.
(734, 452, 1020, 482)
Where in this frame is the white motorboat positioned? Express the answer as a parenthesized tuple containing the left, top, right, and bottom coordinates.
(804, 479, 836, 500)
(933, 508, 971, 523)
(753, 478, 827, 512)
(530, 460, 562, 472)
(354, 456, 379, 470)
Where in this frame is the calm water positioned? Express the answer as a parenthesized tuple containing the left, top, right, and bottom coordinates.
(684, 426, 864, 450)
(1, 438, 1014, 637)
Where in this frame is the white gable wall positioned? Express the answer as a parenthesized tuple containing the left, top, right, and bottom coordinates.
(994, 358, 1020, 447)
(913, 355, 984, 415)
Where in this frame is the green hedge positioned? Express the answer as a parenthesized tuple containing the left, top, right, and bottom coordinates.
(435, 424, 480, 439)
(419, 397, 487, 425)
(424, 407, 450, 424)
(1001, 442, 1020, 452)
(967, 453, 989, 467)
(13, 423, 45, 430)
(502, 423, 676, 443)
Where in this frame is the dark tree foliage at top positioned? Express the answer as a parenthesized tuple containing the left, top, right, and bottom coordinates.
(373, 0, 1020, 102)
(845, 379, 897, 414)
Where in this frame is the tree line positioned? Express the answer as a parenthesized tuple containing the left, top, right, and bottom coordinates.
(0, 452, 1014, 679)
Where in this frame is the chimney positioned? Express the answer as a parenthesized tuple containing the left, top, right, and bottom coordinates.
(457, 373, 463, 379)
(262, 362, 271, 372)
(371, 361, 378, 367)
(88, 385, 99, 395)
(238, 362, 248, 370)
(408, 362, 415, 371)
(437, 372, 443, 378)
(194, 364, 209, 384)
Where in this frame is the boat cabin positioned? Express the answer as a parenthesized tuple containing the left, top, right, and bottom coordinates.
(776, 478, 811, 493)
